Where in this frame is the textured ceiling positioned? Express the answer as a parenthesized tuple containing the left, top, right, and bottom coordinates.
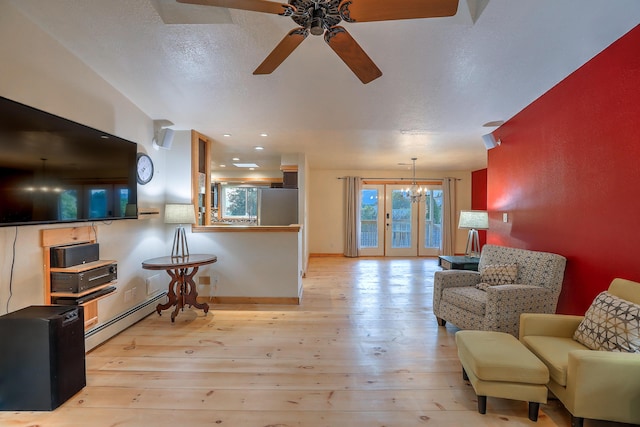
(9, 0, 640, 172)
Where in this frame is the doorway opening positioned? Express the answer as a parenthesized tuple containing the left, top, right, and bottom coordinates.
(359, 183, 442, 257)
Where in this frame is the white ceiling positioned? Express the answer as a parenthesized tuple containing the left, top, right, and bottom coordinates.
(9, 0, 640, 173)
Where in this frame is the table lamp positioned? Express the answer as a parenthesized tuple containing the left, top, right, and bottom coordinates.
(458, 210, 489, 258)
(164, 203, 196, 258)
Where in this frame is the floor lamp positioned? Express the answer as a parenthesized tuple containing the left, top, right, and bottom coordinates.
(164, 203, 196, 258)
(458, 210, 489, 258)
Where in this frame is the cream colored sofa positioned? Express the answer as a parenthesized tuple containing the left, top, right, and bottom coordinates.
(520, 278, 640, 427)
(433, 245, 567, 336)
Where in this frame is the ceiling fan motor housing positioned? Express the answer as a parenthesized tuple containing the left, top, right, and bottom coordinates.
(291, 0, 342, 35)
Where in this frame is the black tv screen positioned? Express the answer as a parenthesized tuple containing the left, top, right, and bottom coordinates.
(0, 96, 138, 227)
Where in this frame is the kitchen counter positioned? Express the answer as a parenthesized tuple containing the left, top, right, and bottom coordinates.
(187, 224, 303, 304)
(193, 224, 301, 233)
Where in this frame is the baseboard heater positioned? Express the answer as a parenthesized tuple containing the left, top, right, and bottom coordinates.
(84, 292, 167, 351)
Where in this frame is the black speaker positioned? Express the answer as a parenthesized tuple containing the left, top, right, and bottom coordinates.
(50, 242, 99, 268)
(0, 305, 86, 411)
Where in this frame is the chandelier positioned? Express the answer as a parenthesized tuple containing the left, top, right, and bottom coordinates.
(403, 157, 425, 203)
(25, 158, 64, 193)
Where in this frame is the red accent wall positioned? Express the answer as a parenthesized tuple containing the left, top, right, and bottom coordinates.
(472, 169, 488, 248)
(488, 24, 640, 315)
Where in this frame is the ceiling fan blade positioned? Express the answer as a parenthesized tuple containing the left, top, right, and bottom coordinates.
(177, 0, 295, 16)
(325, 27, 382, 84)
(339, 0, 458, 22)
(254, 28, 309, 75)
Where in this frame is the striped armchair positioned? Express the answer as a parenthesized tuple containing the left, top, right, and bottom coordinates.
(433, 245, 567, 337)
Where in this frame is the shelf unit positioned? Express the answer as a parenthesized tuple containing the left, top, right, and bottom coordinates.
(42, 226, 117, 330)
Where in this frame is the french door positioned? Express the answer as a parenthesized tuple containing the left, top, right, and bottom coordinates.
(385, 186, 417, 256)
(359, 184, 442, 257)
(359, 185, 385, 256)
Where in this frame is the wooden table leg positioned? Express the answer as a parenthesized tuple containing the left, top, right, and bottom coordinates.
(156, 267, 210, 321)
(156, 270, 179, 316)
(169, 271, 187, 323)
(182, 267, 209, 314)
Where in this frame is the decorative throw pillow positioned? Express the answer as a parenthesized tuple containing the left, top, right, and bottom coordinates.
(477, 264, 518, 286)
(573, 291, 640, 353)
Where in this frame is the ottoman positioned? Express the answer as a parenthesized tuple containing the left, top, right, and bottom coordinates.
(455, 330, 549, 421)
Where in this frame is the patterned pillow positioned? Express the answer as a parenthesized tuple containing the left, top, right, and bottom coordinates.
(573, 291, 640, 353)
(477, 264, 518, 288)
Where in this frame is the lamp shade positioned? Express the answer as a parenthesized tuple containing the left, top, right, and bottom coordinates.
(164, 204, 196, 224)
(458, 210, 489, 230)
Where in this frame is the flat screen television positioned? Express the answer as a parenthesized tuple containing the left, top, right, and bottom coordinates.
(0, 96, 138, 227)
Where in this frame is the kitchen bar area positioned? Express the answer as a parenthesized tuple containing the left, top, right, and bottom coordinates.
(188, 132, 306, 306)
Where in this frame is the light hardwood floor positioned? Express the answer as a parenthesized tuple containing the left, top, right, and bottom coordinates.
(0, 257, 632, 426)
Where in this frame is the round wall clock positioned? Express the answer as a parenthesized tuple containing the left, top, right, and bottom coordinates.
(136, 153, 154, 185)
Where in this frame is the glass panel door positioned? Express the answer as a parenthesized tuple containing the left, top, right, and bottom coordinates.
(418, 187, 443, 256)
(385, 186, 418, 256)
(359, 185, 384, 256)
(358, 184, 443, 257)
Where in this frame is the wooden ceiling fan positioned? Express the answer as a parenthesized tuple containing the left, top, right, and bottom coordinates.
(177, 0, 459, 83)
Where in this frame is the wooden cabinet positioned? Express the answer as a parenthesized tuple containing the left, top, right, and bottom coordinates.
(281, 165, 298, 189)
(282, 171, 297, 189)
(191, 130, 212, 225)
(42, 226, 116, 330)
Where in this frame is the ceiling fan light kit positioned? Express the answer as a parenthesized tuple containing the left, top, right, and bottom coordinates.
(177, 0, 459, 83)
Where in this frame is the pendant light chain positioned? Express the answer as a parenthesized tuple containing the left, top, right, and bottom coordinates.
(403, 157, 425, 203)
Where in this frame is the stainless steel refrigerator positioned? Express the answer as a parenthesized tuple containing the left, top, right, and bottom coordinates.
(257, 188, 298, 226)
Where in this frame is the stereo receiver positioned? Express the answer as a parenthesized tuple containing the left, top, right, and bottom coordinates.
(51, 263, 117, 294)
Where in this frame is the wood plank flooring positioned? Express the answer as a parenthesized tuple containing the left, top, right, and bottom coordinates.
(0, 257, 630, 426)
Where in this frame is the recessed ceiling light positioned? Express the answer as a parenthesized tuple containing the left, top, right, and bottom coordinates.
(400, 129, 429, 135)
(232, 157, 240, 161)
(219, 164, 226, 168)
(233, 163, 259, 168)
(223, 133, 231, 137)
(100, 135, 109, 139)
(482, 120, 505, 127)
(249, 167, 255, 171)
(254, 146, 264, 150)
(260, 133, 268, 137)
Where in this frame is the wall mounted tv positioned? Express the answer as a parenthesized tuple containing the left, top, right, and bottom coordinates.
(0, 96, 138, 227)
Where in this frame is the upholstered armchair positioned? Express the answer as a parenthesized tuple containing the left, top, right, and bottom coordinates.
(520, 278, 640, 427)
(433, 245, 567, 336)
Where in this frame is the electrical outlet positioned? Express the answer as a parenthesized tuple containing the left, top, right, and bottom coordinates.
(146, 274, 162, 295)
(503, 212, 509, 223)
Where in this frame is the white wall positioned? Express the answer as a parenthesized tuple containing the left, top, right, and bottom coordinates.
(0, 3, 170, 326)
(188, 230, 302, 299)
(308, 169, 472, 255)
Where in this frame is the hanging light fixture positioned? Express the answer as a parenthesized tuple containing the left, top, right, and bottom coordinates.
(403, 157, 425, 203)
(25, 158, 64, 193)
